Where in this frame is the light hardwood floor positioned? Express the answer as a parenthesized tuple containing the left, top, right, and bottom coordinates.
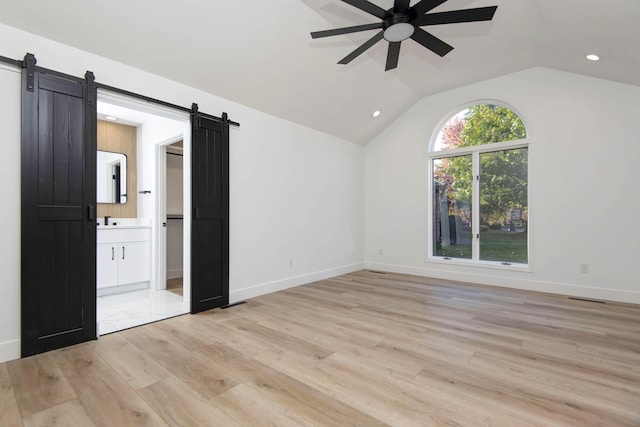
(166, 277, 183, 297)
(2, 270, 640, 426)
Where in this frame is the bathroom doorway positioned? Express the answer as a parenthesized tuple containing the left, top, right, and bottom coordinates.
(95, 91, 191, 335)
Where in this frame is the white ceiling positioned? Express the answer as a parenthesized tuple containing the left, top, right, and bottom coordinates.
(97, 101, 158, 127)
(1, 0, 639, 144)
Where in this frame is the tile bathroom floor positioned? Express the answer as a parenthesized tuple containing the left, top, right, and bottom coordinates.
(97, 288, 189, 335)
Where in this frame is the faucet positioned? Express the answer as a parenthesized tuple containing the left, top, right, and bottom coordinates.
(104, 216, 111, 226)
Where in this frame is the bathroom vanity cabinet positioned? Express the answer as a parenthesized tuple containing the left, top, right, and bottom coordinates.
(97, 227, 151, 294)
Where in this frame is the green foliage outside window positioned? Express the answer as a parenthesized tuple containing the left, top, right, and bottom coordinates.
(433, 104, 528, 264)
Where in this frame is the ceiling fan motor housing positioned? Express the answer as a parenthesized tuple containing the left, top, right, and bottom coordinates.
(384, 11, 414, 29)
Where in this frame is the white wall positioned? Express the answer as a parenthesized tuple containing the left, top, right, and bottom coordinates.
(365, 67, 640, 304)
(230, 116, 364, 301)
(136, 115, 186, 221)
(0, 64, 21, 362)
(0, 23, 364, 362)
(137, 113, 187, 299)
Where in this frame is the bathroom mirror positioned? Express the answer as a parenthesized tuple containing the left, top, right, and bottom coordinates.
(97, 150, 127, 204)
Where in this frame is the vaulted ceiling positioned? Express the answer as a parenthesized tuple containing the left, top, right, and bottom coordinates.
(1, 0, 638, 144)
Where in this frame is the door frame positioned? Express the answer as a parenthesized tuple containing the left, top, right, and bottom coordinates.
(155, 134, 190, 304)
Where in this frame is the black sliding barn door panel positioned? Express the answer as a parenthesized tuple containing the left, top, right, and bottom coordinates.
(21, 54, 97, 356)
(191, 107, 229, 313)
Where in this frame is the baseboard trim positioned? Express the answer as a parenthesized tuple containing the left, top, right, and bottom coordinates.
(167, 269, 183, 280)
(364, 262, 640, 305)
(0, 339, 20, 363)
(97, 282, 149, 297)
(230, 263, 365, 303)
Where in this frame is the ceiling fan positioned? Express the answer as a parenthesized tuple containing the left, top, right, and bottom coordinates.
(310, 0, 498, 71)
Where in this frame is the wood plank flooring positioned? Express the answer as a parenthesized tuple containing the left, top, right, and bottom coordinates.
(166, 277, 183, 297)
(2, 270, 640, 426)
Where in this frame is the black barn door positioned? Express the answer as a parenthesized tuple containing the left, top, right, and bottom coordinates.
(191, 106, 229, 313)
(21, 54, 97, 356)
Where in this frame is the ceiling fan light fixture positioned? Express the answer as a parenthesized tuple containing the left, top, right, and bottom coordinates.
(310, 0, 498, 71)
(383, 23, 415, 42)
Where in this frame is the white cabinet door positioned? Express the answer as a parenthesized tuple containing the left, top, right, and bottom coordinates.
(97, 244, 118, 289)
(117, 241, 151, 286)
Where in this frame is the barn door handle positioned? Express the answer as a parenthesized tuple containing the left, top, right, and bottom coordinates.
(87, 205, 95, 221)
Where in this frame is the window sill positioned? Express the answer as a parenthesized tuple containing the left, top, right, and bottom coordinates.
(426, 257, 533, 273)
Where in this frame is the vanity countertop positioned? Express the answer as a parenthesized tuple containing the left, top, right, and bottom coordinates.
(97, 225, 151, 244)
(97, 217, 151, 229)
(97, 224, 151, 230)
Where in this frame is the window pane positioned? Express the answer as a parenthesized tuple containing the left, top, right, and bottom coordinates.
(433, 155, 472, 259)
(479, 148, 528, 264)
(434, 105, 526, 151)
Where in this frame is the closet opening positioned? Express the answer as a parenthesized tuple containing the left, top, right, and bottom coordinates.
(165, 143, 185, 298)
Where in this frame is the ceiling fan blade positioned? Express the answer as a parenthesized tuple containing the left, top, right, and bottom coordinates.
(414, 6, 498, 26)
(410, 28, 453, 57)
(311, 23, 383, 39)
(342, 0, 389, 20)
(411, 0, 448, 16)
(338, 31, 384, 65)
(394, 0, 411, 14)
(385, 42, 401, 71)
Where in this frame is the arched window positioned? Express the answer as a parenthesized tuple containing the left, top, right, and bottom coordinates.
(428, 103, 529, 266)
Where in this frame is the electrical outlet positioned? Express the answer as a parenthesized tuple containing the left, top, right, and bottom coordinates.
(580, 263, 589, 274)
(289, 258, 294, 268)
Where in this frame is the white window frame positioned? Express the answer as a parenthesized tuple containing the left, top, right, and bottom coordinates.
(426, 106, 531, 271)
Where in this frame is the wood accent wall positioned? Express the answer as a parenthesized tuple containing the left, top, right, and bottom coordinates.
(97, 120, 137, 218)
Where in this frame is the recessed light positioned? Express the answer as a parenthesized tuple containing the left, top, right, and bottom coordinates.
(586, 54, 600, 61)
(372, 110, 381, 118)
(105, 115, 118, 121)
